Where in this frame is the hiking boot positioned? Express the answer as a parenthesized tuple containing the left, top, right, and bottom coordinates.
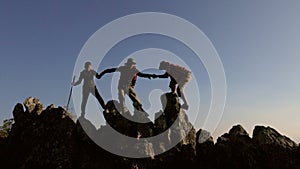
(80, 112, 86, 118)
(177, 87, 182, 97)
(181, 103, 189, 110)
(121, 106, 129, 114)
(133, 102, 142, 110)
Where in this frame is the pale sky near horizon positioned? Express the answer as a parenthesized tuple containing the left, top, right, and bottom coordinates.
(0, 1, 300, 143)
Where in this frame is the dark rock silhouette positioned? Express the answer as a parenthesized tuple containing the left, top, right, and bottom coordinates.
(3, 103, 76, 169)
(0, 95, 299, 169)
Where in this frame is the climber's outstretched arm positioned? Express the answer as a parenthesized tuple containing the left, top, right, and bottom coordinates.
(97, 68, 117, 79)
(155, 72, 169, 79)
(137, 72, 156, 79)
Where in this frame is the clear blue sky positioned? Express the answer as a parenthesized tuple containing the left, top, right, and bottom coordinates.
(1, 1, 300, 142)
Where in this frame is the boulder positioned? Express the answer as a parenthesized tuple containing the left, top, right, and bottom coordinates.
(197, 129, 213, 144)
(0, 118, 14, 138)
(23, 97, 44, 115)
(12, 103, 24, 123)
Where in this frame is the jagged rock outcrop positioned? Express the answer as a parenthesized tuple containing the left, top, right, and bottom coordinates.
(213, 124, 256, 169)
(210, 124, 300, 169)
(0, 94, 197, 169)
(252, 126, 299, 169)
(0, 118, 14, 138)
(253, 125, 298, 149)
(196, 129, 214, 169)
(100, 92, 197, 165)
(5, 101, 76, 169)
(0, 96, 299, 169)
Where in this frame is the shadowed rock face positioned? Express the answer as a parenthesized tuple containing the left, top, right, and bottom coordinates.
(0, 96, 299, 169)
(253, 126, 298, 149)
(4, 104, 76, 169)
(229, 124, 249, 137)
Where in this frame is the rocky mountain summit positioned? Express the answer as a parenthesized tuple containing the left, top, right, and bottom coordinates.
(0, 94, 299, 169)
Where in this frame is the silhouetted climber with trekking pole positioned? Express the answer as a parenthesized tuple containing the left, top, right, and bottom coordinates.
(72, 61, 105, 117)
(98, 58, 156, 113)
(154, 61, 192, 110)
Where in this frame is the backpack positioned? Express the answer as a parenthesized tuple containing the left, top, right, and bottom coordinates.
(167, 62, 191, 80)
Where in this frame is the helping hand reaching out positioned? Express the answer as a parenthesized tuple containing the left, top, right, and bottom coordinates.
(151, 74, 158, 79)
(96, 73, 103, 79)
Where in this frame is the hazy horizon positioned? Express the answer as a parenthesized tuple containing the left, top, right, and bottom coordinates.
(1, 1, 300, 143)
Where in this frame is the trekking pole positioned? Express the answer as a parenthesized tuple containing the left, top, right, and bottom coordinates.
(67, 76, 76, 111)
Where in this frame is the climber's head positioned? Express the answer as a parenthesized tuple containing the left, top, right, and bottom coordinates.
(159, 61, 169, 70)
(84, 61, 92, 71)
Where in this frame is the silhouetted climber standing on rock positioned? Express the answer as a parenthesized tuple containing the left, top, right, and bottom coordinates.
(155, 61, 192, 110)
(98, 58, 156, 113)
(72, 61, 105, 117)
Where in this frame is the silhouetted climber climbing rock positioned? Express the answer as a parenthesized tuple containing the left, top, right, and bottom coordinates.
(155, 61, 192, 110)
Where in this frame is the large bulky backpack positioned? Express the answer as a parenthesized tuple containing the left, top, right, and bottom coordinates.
(167, 62, 191, 80)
